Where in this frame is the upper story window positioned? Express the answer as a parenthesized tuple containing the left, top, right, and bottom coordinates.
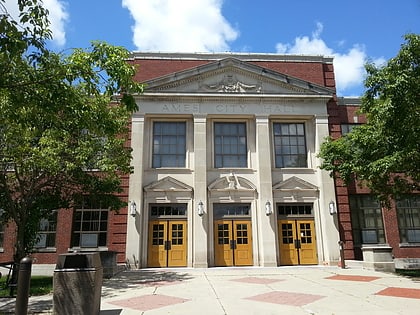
(273, 123, 307, 168)
(341, 124, 359, 135)
(152, 122, 186, 168)
(214, 122, 247, 168)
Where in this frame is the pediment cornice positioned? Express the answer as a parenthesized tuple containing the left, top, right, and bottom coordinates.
(143, 57, 333, 96)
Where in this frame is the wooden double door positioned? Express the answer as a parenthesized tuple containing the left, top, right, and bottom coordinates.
(214, 220, 253, 266)
(148, 220, 187, 267)
(278, 219, 317, 265)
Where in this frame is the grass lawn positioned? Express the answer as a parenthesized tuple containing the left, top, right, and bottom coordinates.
(0, 276, 53, 297)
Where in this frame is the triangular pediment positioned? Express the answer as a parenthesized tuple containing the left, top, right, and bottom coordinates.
(144, 176, 193, 192)
(273, 176, 318, 191)
(208, 173, 257, 191)
(143, 57, 333, 96)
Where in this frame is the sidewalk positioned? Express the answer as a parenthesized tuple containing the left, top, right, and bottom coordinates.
(1, 266, 419, 314)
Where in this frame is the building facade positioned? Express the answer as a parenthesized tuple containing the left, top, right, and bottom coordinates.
(328, 97, 420, 270)
(125, 52, 340, 268)
(2, 52, 418, 271)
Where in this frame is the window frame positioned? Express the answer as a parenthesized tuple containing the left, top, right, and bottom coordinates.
(71, 197, 109, 249)
(151, 120, 187, 169)
(350, 195, 385, 246)
(341, 123, 360, 136)
(272, 122, 308, 168)
(34, 211, 58, 250)
(213, 121, 248, 169)
(397, 196, 420, 244)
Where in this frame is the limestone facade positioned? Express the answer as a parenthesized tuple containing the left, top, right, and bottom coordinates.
(125, 53, 340, 268)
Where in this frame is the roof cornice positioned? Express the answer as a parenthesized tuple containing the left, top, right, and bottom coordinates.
(128, 51, 334, 64)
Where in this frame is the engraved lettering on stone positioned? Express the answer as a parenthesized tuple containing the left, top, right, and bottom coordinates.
(162, 104, 200, 113)
(216, 104, 248, 113)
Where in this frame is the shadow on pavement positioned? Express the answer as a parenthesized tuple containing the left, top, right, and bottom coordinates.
(101, 269, 194, 299)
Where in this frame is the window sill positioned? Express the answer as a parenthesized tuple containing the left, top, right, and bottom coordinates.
(399, 243, 420, 248)
(32, 247, 57, 253)
(276, 168, 316, 174)
(68, 247, 109, 252)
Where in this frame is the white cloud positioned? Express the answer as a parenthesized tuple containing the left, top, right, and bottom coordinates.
(43, 0, 68, 47)
(2, 0, 68, 47)
(276, 22, 369, 95)
(122, 0, 238, 52)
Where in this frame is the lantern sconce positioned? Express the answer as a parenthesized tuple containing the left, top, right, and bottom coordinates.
(265, 201, 273, 216)
(329, 200, 337, 215)
(197, 201, 205, 217)
(130, 201, 137, 217)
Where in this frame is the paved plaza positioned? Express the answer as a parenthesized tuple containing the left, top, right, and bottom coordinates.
(1, 266, 420, 314)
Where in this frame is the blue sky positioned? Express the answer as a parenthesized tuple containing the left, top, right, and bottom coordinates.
(3, 0, 420, 96)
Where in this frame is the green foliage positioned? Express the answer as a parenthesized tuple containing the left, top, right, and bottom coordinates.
(0, 0, 143, 262)
(320, 34, 420, 205)
(0, 276, 53, 297)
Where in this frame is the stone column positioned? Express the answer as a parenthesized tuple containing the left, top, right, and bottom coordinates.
(125, 114, 145, 268)
(255, 115, 277, 267)
(193, 114, 208, 267)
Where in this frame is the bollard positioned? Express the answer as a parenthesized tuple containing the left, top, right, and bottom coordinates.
(15, 257, 32, 315)
(338, 241, 346, 269)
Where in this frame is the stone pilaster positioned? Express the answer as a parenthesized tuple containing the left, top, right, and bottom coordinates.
(255, 115, 277, 266)
(192, 114, 209, 267)
(126, 114, 145, 268)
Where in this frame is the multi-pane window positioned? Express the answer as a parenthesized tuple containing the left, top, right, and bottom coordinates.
(152, 122, 186, 168)
(350, 195, 385, 245)
(150, 204, 187, 217)
(397, 196, 420, 243)
(341, 124, 359, 135)
(35, 211, 57, 248)
(278, 204, 313, 216)
(72, 197, 108, 248)
(273, 123, 307, 168)
(214, 122, 247, 168)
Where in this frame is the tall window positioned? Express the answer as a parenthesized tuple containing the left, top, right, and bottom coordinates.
(350, 195, 385, 245)
(35, 211, 57, 249)
(152, 122, 186, 168)
(214, 122, 247, 168)
(397, 196, 420, 243)
(72, 197, 108, 248)
(273, 123, 307, 168)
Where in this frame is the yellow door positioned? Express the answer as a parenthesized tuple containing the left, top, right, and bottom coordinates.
(214, 220, 234, 266)
(167, 221, 187, 267)
(148, 220, 167, 267)
(279, 220, 299, 265)
(148, 220, 187, 267)
(214, 220, 253, 266)
(297, 220, 317, 265)
(278, 219, 317, 265)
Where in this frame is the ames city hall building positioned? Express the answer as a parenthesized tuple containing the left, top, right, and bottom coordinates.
(1, 52, 419, 273)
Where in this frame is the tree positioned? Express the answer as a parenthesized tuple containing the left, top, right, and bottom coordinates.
(0, 0, 143, 264)
(320, 34, 420, 205)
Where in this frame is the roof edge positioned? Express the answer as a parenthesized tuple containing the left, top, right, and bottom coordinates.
(128, 51, 334, 64)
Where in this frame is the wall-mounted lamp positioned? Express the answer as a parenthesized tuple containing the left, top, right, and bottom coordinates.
(265, 201, 273, 216)
(197, 201, 205, 217)
(329, 200, 337, 215)
(130, 201, 137, 217)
